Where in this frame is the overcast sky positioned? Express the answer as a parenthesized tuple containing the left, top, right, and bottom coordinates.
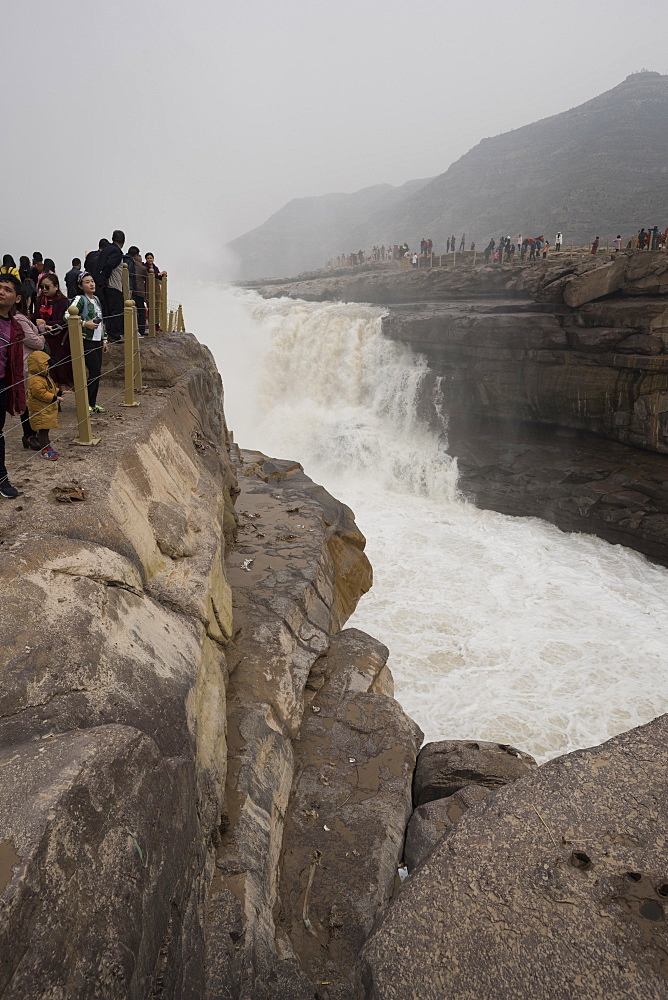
(5, 0, 667, 281)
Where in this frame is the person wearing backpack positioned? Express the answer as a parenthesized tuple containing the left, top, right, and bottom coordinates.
(92, 230, 125, 342)
(71, 271, 108, 413)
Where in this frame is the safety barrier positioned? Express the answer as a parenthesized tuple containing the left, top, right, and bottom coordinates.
(51, 266, 185, 448)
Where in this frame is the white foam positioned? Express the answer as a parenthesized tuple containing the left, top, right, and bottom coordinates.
(195, 285, 668, 762)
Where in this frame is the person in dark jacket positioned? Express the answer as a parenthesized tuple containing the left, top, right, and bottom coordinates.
(126, 247, 148, 335)
(93, 230, 125, 341)
(65, 258, 82, 298)
(0, 273, 28, 497)
(84, 238, 109, 277)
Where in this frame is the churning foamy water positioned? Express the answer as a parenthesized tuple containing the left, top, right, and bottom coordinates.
(190, 284, 668, 762)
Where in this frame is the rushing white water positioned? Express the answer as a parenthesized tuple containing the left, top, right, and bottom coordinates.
(190, 284, 668, 762)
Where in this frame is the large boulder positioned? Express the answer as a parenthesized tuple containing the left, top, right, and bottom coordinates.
(0, 726, 197, 999)
(562, 256, 627, 307)
(357, 715, 668, 1000)
(206, 456, 375, 999)
(403, 785, 490, 872)
(412, 739, 537, 806)
(276, 630, 422, 998)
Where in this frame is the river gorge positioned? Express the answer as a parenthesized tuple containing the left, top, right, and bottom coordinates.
(192, 282, 668, 764)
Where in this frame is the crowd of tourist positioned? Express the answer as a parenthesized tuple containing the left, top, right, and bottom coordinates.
(329, 225, 668, 269)
(0, 230, 167, 498)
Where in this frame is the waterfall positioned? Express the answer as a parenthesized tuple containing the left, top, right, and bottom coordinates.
(193, 285, 668, 762)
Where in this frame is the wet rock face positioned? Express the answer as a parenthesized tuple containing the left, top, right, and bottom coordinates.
(206, 453, 384, 999)
(403, 786, 490, 872)
(276, 631, 422, 1000)
(357, 715, 668, 1000)
(0, 334, 239, 996)
(412, 739, 537, 805)
(402, 741, 537, 873)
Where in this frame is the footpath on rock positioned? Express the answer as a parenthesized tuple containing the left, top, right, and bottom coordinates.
(252, 250, 668, 565)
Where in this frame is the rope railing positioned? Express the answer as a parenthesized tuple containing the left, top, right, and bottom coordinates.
(3, 262, 188, 458)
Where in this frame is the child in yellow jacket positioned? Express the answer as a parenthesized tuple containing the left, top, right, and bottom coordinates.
(26, 350, 69, 460)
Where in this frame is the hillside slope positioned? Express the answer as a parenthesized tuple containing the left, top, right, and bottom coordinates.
(231, 72, 668, 278)
(345, 70, 668, 253)
(228, 177, 431, 279)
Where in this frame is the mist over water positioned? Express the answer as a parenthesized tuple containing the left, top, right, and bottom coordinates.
(192, 284, 668, 762)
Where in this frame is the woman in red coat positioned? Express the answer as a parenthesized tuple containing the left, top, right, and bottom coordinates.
(35, 274, 74, 388)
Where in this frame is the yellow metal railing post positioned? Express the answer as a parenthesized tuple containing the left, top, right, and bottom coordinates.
(147, 270, 157, 338)
(160, 275, 168, 332)
(176, 304, 184, 332)
(67, 304, 100, 446)
(121, 299, 139, 407)
(167, 309, 174, 332)
(133, 302, 143, 391)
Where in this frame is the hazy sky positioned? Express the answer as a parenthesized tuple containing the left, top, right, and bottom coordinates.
(5, 0, 667, 281)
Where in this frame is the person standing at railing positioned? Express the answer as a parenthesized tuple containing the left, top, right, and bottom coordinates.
(591, 236, 600, 254)
(0, 273, 27, 498)
(144, 252, 166, 332)
(35, 275, 73, 389)
(613, 235, 622, 252)
(450, 234, 456, 253)
(555, 232, 562, 252)
(459, 234, 465, 252)
(13, 292, 45, 450)
(71, 271, 108, 413)
(93, 230, 125, 342)
(126, 247, 147, 336)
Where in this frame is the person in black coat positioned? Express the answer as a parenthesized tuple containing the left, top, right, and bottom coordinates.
(92, 231, 125, 341)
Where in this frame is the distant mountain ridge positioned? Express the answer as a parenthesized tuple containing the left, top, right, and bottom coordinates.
(230, 72, 668, 279)
(228, 178, 432, 280)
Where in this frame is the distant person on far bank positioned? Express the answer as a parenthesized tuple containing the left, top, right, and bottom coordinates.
(517, 234, 522, 252)
(459, 234, 465, 251)
(93, 230, 125, 342)
(65, 258, 81, 298)
(613, 235, 622, 252)
(411, 252, 418, 267)
(450, 234, 456, 253)
(591, 236, 600, 254)
(555, 232, 562, 252)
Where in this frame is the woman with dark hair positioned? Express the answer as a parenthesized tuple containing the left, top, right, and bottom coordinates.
(13, 286, 45, 449)
(35, 274, 73, 388)
(70, 271, 108, 413)
(37, 259, 56, 288)
(18, 256, 37, 319)
(0, 255, 20, 281)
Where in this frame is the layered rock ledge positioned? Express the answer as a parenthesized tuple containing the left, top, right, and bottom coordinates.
(0, 338, 422, 999)
(253, 252, 668, 564)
